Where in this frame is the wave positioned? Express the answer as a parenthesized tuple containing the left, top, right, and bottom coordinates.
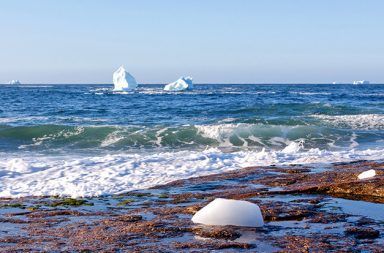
(1, 146, 384, 198)
(312, 114, 384, 130)
(289, 91, 331, 95)
(0, 123, 375, 151)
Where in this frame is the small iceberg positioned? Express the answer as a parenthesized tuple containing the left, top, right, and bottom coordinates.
(9, 80, 21, 85)
(113, 66, 138, 91)
(191, 198, 264, 227)
(164, 76, 193, 91)
(353, 80, 370, 85)
(358, 169, 376, 180)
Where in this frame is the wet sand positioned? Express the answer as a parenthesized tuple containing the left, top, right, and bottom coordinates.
(0, 160, 383, 252)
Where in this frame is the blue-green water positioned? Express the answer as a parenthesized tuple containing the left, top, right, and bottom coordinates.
(0, 84, 383, 197)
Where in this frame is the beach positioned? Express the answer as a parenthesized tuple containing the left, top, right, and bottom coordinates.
(0, 160, 383, 251)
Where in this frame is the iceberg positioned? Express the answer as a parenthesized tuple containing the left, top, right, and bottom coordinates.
(9, 80, 21, 85)
(191, 198, 264, 227)
(164, 76, 193, 91)
(113, 66, 138, 91)
(353, 80, 370, 85)
(358, 169, 376, 180)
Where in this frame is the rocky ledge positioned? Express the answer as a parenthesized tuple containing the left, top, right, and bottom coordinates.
(0, 160, 383, 252)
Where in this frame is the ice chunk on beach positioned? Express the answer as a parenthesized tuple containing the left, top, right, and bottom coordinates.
(192, 198, 264, 227)
(113, 66, 138, 91)
(358, 169, 376, 180)
(164, 76, 193, 91)
(9, 80, 21, 85)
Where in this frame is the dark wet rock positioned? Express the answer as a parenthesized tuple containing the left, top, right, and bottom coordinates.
(116, 215, 142, 222)
(260, 201, 316, 222)
(173, 240, 254, 250)
(345, 227, 380, 239)
(309, 213, 347, 223)
(26, 210, 84, 218)
(192, 226, 241, 240)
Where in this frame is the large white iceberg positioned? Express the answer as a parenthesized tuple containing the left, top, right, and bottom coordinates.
(9, 80, 21, 85)
(191, 198, 264, 227)
(113, 66, 138, 91)
(164, 76, 193, 91)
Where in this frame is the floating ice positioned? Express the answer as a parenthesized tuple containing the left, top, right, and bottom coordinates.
(164, 76, 193, 91)
(113, 66, 138, 91)
(358, 169, 376, 180)
(9, 80, 21, 85)
(191, 198, 264, 227)
(353, 80, 370, 85)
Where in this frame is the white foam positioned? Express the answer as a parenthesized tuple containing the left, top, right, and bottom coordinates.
(282, 140, 304, 154)
(100, 131, 124, 147)
(290, 92, 331, 95)
(313, 114, 384, 130)
(18, 126, 85, 149)
(6, 158, 32, 173)
(1, 146, 384, 198)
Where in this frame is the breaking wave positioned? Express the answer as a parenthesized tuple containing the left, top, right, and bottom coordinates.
(1, 122, 380, 151)
(1, 146, 384, 198)
(312, 114, 384, 130)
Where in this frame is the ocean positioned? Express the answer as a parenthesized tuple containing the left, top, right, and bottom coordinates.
(1, 83, 383, 197)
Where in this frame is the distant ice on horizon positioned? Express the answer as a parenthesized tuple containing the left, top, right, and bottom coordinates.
(353, 80, 370, 85)
(164, 76, 193, 91)
(8, 80, 21, 85)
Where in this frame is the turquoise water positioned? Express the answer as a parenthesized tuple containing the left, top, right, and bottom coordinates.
(1, 84, 383, 153)
(0, 84, 383, 197)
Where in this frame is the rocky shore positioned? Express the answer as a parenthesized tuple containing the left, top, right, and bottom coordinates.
(0, 160, 383, 252)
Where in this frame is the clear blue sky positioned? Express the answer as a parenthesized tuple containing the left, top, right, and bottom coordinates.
(0, 0, 383, 84)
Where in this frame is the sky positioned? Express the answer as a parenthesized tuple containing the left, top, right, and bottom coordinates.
(0, 0, 383, 84)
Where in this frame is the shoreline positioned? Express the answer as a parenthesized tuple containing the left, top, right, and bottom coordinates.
(0, 160, 383, 251)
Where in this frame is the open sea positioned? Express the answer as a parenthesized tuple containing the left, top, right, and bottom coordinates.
(1, 83, 383, 197)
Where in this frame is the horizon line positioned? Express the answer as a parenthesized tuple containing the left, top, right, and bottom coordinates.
(1, 82, 383, 85)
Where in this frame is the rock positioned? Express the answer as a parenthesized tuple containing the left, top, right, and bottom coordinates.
(164, 77, 193, 91)
(113, 66, 138, 91)
(358, 169, 376, 180)
(191, 198, 264, 227)
(345, 227, 380, 239)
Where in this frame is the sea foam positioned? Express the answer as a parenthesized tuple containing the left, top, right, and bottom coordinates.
(1, 146, 384, 198)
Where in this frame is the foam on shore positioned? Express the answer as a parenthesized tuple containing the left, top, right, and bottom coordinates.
(1, 146, 384, 198)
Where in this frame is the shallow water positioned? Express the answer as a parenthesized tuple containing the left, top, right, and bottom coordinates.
(0, 83, 383, 197)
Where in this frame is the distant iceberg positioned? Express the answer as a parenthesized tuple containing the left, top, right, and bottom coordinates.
(113, 66, 138, 91)
(353, 80, 370, 85)
(9, 80, 21, 85)
(164, 76, 193, 91)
